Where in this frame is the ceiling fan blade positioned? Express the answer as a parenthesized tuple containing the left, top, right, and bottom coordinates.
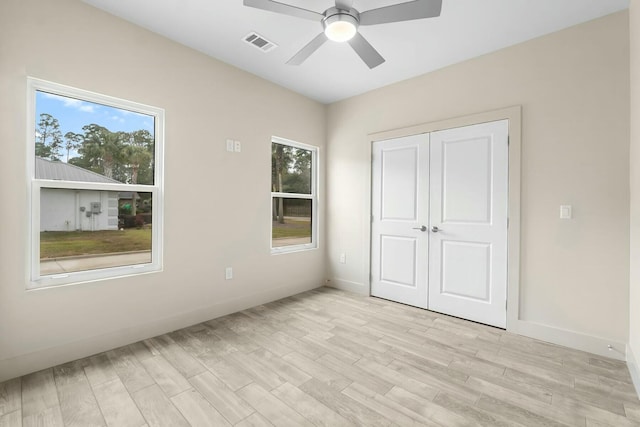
(287, 33, 328, 65)
(335, 0, 353, 11)
(359, 0, 442, 26)
(348, 32, 385, 69)
(243, 0, 323, 21)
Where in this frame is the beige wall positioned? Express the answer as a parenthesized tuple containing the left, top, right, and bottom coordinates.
(629, 1, 640, 389)
(0, 0, 326, 381)
(326, 12, 630, 348)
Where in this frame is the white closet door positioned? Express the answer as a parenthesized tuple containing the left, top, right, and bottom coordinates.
(370, 134, 430, 308)
(428, 120, 509, 328)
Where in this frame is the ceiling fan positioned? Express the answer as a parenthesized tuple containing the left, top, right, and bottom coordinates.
(243, 0, 443, 69)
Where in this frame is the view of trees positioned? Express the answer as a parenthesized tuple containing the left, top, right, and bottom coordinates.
(36, 113, 155, 185)
(272, 143, 312, 224)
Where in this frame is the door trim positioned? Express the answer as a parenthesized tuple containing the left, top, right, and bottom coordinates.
(365, 106, 521, 332)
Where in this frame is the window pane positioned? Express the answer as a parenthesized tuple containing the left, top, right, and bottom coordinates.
(35, 90, 155, 185)
(272, 198, 312, 248)
(40, 189, 153, 275)
(272, 143, 312, 194)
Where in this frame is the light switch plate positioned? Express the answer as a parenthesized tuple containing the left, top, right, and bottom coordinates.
(225, 267, 233, 280)
(560, 205, 572, 219)
(226, 139, 234, 152)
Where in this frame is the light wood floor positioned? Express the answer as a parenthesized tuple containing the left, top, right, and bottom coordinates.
(0, 288, 639, 427)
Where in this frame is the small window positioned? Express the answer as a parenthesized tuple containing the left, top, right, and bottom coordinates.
(28, 78, 164, 288)
(271, 137, 317, 253)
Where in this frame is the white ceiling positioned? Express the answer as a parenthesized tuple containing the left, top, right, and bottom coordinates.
(83, 0, 629, 104)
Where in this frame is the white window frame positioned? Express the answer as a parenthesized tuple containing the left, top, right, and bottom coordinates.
(271, 136, 318, 254)
(27, 78, 164, 289)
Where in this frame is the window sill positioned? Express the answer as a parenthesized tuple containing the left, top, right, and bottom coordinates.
(271, 244, 318, 255)
(28, 263, 162, 291)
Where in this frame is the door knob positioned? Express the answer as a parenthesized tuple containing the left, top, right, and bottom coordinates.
(412, 225, 427, 232)
(431, 226, 442, 233)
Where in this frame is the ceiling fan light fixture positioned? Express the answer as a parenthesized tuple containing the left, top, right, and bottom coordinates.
(323, 13, 358, 42)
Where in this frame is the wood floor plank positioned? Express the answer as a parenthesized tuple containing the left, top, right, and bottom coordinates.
(326, 335, 394, 366)
(188, 371, 254, 424)
(447, 352, 506, 377)
(269, 331, 326, 360)
(586, 418, 615, 427)
(53, 362, 105, 427)
(418, 326, 501, 356)
(241, 330, 295, 357)
(316, 354, 393, 395)
(221, 352, 284, 391)
(106, 346, 155, 394)
(387, 359, 480, 404)
(381, 335, 454, 367)
(248, 348, 311, 387)
(237, 383, 314, 426)
(140, 355, 191, 397)
(299, 334, 359, 365)
(83, 353, 119, 387)
(464, 375, 584, 425)
(272, 382, 352, 427)
(354, 358, 439, 401)
(329, 324, 390, 353)
(131, 385, 189, 427)
(235, 412, 274, 427)
(299, 378, 391, 426)
(206, 358, 253, 391)
(551, 393, 639, 427)
(282, 352, 352, 391)
(464, 368, 554, 404)
(169, 328, 211, 357)
(92, 378, 146, 427)
(0, 378, 21, 417)
(574, 376, 640, 404)
(205, 322, 261, 354)
(146, 335, 206, 378)
(505, 367, 626, 416)
(476, 395, 566, 427)
(624, 402, 640, 422)
(385, 386, 469, 427)
(21, 369, 61, 424)
(341, 382, 430, 426)
(128, 341, 160, 361)
(0, 410, 21, 427)
(170, 388, 231, 427)
(432, 393, 518, 427)
(22, 406, 63, 427)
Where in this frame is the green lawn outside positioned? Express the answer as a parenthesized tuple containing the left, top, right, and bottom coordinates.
(40, 229, 152, 259)
(272, 218, 311, 239)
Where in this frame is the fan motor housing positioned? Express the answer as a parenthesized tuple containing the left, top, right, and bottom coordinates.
(323, 7, 360, 31)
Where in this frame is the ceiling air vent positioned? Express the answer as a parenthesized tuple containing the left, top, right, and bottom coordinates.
(243, 32, 278, 53)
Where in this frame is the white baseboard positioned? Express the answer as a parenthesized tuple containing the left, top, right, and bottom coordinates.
(326, 278, 368, 295)
(0, 281, 322, 382)
(627, 344, 640, 399)
(509, 319, 626, 361)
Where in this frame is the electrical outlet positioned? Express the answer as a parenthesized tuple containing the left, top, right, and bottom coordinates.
(234, 140, 242, 153)
(339, 253, 346, 264)
(225, 267, 233, 280)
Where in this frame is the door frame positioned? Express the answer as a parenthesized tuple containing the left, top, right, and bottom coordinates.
(365, 106, 521, 331)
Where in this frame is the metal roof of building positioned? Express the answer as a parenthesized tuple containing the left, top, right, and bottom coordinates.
(36, 157, 123, 184)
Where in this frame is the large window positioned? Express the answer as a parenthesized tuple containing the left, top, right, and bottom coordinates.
(28, 78, 164, 288)
(271, 137, 317, 253)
